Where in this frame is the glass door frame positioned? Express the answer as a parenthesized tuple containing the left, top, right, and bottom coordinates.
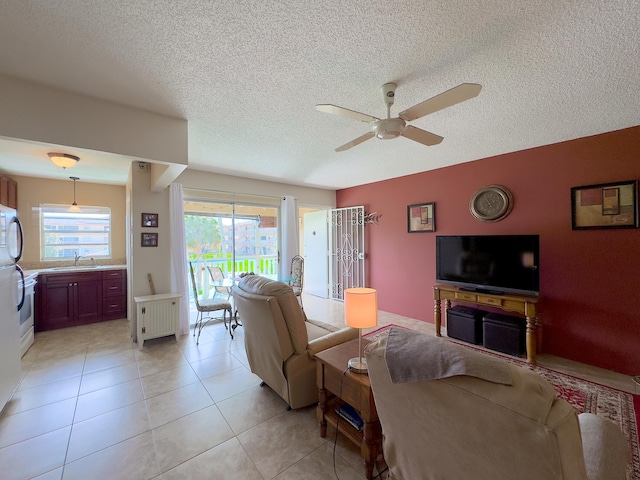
(183, 197, 280, 296)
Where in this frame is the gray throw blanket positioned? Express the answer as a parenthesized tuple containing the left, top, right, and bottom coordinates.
(384, 327, 513, 385)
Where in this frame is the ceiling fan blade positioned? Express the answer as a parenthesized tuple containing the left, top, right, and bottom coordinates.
(399, 83, 482, 121)
(316, 104, 379, 123)
(335, 132, 375, 152)
(401, 125, 444, 146)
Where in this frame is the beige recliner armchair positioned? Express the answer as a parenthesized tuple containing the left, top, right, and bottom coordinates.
(232, 275, 358, 409)
(365, 327, 629, 480)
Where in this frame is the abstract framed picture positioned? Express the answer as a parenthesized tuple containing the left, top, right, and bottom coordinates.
(407, 202, 435, 233)
(141, 232, 158, 247)
(141, 213, 158, 227)
(571, 180, 638, 230)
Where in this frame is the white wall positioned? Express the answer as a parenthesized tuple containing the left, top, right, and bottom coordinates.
(130, 163, 172, 297)
(177, 169, 336, 207)
(0, 74, 188, 166)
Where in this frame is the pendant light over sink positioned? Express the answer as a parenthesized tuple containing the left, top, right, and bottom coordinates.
(69, 176, 80, 212)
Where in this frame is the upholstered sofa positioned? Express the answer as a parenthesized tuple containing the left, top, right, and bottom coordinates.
(365, 327, 629, 480)
(231, 275, 358, 409)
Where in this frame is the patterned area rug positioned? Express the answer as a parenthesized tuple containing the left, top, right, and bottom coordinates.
(364, 325, 639, 480)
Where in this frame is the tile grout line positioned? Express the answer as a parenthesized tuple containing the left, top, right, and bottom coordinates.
(61, 344, 91, 476)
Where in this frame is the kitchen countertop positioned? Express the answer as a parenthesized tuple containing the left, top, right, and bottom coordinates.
(21, 265, 126, 280)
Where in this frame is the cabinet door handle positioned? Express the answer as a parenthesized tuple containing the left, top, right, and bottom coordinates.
(109, 286, 118, 290)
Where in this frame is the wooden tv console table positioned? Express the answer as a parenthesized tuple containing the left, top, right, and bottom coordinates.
(433, 285, 541, 364)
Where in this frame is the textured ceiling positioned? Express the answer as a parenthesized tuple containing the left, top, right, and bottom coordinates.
(0, 0, 638, 189)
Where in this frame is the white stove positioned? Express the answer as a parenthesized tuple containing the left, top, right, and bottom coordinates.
(19, 272, 36, 357)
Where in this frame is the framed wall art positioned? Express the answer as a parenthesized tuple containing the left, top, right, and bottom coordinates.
(141, 213, 158, 227)
(141, 232, 158, 247)
(571, 180, 638, 229)
(407, 202, 435, 233)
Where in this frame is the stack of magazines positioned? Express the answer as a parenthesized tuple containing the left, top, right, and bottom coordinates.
(335, 403, 363, 431)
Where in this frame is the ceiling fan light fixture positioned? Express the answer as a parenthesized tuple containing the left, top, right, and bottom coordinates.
(373, 118, 406, 140)
(48, 152, 80, 169)
(317, 81, 481, 151)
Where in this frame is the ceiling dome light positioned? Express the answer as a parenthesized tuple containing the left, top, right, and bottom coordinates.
(48, 152, 80, 169)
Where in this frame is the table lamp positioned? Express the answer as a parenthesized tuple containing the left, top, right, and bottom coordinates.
(344, 287, 378, 374)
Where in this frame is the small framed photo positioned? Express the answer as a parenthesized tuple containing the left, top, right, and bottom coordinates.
(141, 213, 158, 227)
(141, 232, 158, 247)
(408, 202, 436, 233)
(571, 180, 638, 230)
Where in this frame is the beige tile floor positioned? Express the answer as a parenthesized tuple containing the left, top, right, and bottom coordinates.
(0, 293, 637, 480)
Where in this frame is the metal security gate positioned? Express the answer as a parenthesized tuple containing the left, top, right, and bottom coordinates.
(329, 206, 365, 300)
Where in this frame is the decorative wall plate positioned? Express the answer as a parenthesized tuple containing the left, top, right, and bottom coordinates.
(470, 185, 513, 222)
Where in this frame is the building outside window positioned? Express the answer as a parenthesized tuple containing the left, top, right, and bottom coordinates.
(40, 204, 111, 261)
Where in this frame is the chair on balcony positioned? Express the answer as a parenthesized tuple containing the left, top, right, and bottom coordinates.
(208, 265, 242, 335)
(289, 255, 304, 308)
(207, 265, 231, 300)
(189, 262, 233, 343)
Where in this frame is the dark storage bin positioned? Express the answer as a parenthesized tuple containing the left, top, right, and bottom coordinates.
(446, 305, 484, 345)
(482, 313, 525, 356)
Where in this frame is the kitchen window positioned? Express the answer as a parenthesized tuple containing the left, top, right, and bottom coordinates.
(40, 204, 111, 260)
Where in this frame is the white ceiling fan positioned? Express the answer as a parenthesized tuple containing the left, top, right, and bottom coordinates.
(316, 82, 482, 152)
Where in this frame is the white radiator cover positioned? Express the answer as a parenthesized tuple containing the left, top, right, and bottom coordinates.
(134, 293, 181, 349)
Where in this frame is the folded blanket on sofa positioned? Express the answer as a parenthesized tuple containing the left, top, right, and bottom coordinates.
(384, 327, 513, 385)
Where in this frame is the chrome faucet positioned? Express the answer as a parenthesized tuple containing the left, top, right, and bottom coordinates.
(74, 253, 84, 266)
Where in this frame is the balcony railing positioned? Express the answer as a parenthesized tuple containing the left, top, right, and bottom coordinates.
(188, 255, 279, 301)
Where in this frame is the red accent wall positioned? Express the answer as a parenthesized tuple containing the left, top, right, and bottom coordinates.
(337, 126, 640, 375)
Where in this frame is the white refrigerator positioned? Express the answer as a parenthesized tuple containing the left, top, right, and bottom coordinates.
(0, 204, 23, 412)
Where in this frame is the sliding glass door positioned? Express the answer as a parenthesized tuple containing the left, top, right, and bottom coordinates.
(232, 204, 278, 276)
(184, 199, 279, 291)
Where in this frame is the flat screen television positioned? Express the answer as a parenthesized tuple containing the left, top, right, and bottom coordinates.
(436, 235, 540, 296)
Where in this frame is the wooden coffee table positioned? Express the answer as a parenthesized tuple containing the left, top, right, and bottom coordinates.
(315, 338, 382, 479)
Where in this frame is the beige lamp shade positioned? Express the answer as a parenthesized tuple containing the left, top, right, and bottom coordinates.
(344, 288, 378, 329)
